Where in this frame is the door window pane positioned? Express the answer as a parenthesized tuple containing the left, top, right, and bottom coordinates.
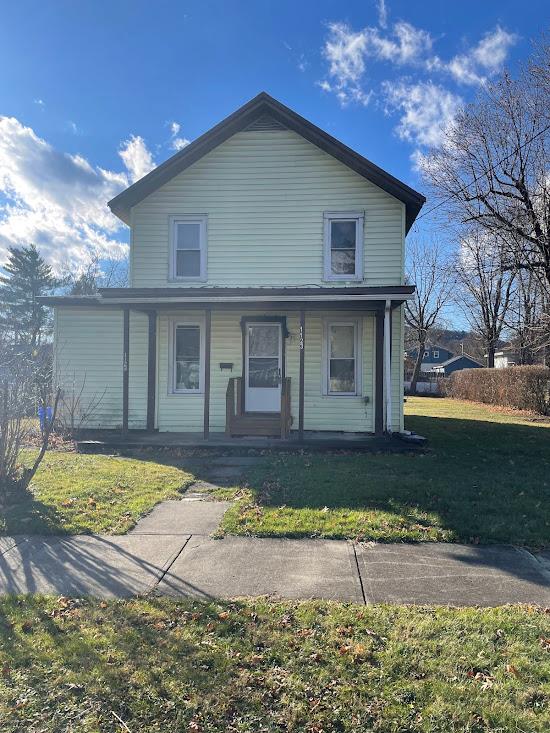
(248, 357, 279, 388)
(248, 325, 279, 357)
(175, 325, 201, 391)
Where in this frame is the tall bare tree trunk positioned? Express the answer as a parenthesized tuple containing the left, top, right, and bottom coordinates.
(409, 341, 426, 394)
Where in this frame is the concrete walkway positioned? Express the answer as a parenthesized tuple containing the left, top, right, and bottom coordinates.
(0, 469, 549, 604)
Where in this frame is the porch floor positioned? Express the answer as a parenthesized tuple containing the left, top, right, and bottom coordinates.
(76, 430, 425, 453)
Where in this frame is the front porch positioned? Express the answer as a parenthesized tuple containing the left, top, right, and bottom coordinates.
(45, 285, 415, 444)
(76, 429, 424, 453)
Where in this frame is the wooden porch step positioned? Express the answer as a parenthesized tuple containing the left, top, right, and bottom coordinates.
(230, 412, 282, 437)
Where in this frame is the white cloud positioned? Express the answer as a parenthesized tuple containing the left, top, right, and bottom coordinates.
(118, 135, 155, 183)
(319, 19, 517, 111)
(320, 20, 433, 106)
(0, 117, 157, 272)
(427, 26, 518, 86)
(34, 98, 45, 107)
(382, 80, 462, 147)
(377, 0, 388, 29)
(171, 137, 190, 151)
(167, 120, 191, 152)
(474, 26, 518, 71)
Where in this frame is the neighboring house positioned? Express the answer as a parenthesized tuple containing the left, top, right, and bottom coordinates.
(494, 350, 517, 368)
(408, 345, 454, 374)
(42, 93, 425, 440)
(432, 354, 483, 376)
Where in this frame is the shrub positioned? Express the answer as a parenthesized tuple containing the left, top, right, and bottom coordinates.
(448, 366, 550, 415)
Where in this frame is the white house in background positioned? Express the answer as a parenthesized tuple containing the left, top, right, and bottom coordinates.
(42, 93, 425, 442)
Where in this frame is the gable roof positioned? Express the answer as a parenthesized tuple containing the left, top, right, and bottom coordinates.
(108, 92, 425, 231)
(434, 354, 483, 369)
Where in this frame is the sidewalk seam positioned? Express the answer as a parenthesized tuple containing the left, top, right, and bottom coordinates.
(352, 543, 367, 605)
(148, 535, 192, 595)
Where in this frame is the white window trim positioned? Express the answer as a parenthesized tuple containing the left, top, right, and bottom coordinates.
(169, 215, 208, 282)
(168, 316, 205, 394)
(433, 350, 439, 359)
(323, 211, 364, 282)
(321, 318, 362, 397)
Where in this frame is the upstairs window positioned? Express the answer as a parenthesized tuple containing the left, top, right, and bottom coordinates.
(433, 350, 439, 359)
(170, 215, 207, 280)
(323, 212, 364, 281)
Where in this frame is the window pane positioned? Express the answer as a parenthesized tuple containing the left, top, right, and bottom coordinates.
(176, 250, 201, 277)
(331, 248, 356, 275)
(176, 360, 200, 390)
(176, 222, 201, 250)
(248, 357, 279, 388)
(175, 326, 201, 390)
(331, 220, 356, 249)
(248, 325, 279, 357)
(330, 325, 355, 358)
(329, 359, 355, 393)
(176, 326, 200, 359)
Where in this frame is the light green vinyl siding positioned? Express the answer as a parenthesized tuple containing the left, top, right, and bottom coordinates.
(54, 308, 147, 429)
(154, 309, 377, 433)
(130, 130, 405, 288)
(54, 307, 403, 433)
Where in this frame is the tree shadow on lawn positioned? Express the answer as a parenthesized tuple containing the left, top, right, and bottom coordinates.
(236, 415, 550, 548)
(0, 496, 92, 536)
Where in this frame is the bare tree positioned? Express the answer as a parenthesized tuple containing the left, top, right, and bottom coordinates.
(455, 230, 515, 367)
(0, 355, 60, 504)
(57, 371, 106, 436)
(58, 250, 129, 295)
(422, 44, 550, 288)
(505, 268, 550, 364)
(405, 239, 455, 393)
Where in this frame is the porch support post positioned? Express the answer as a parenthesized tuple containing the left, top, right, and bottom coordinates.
(203, 308, 212, 439)
(375, 308, 384, 435)
(146, 310, 157, 431)
(122, 306, 130, 435)
(384, 299, 393, 434)
(298, 309, 305, 441)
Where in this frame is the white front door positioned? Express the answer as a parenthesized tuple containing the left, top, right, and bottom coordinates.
(245, 322, 282, 412)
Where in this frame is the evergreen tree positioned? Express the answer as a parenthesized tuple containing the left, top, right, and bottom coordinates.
(0, 245, 58, 351)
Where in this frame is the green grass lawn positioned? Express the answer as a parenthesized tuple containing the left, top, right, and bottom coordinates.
(1, 451, 194, 535)
(1, 597, 548, 732)
(220, 398, 550, 546)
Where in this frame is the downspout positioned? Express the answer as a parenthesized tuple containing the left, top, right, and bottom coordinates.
(384, 299, 392, 434)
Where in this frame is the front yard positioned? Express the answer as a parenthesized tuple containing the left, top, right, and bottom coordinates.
(221, 397, 550, 546)
(0, 452, 194, 535)
(2, 397, 549, 545)
(1, 596, 549, 732)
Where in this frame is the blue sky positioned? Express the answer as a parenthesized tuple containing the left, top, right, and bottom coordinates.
(0, 0, 547, 272)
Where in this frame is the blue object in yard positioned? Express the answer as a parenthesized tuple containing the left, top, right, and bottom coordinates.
(38, 406, 53, 430)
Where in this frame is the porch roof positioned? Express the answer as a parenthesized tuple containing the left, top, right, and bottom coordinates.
(40, 284, 415, 309)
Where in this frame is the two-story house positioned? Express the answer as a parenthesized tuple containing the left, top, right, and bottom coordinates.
(43, 93, 425, 442)
(407, 345, 455, 374)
